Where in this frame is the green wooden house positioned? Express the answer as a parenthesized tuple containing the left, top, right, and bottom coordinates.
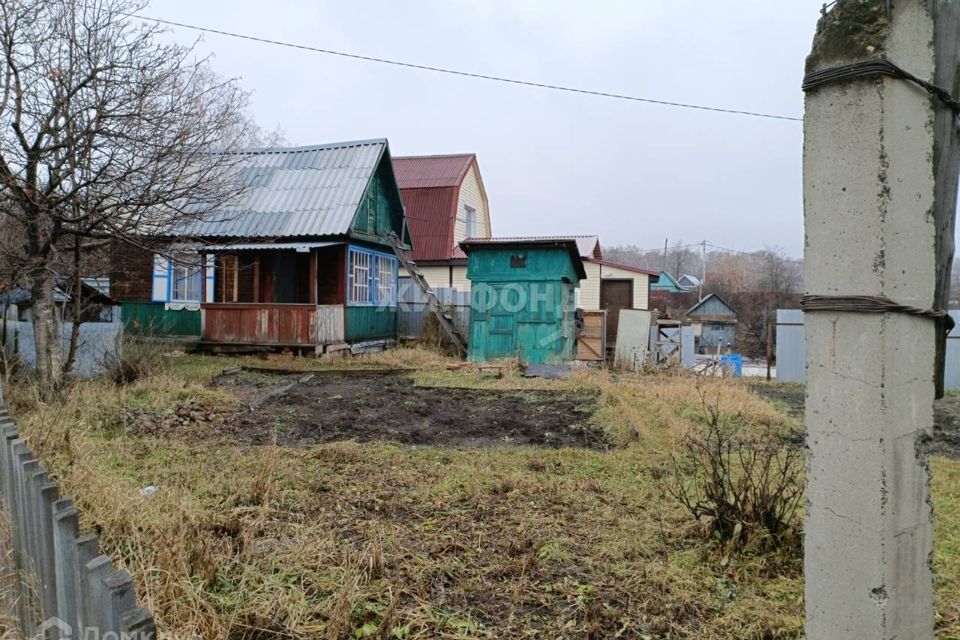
(461, 238, 585, 364)
(110, 139, 411, 353)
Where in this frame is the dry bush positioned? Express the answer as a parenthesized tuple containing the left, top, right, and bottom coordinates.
(355, 344, 453, 370)
(102, 334, 167, 386)
(667, 381, 803, 551)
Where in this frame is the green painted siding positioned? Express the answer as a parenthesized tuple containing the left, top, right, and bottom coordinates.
(466, 245, 580, 364)
(122, 302, 201, 336)
(346, 306, 397, 341)
(351, 158, 404, 243)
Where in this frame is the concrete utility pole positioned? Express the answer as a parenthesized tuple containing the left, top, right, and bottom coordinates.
(803, 2, 960, 639)
(699, 240, 706, 300)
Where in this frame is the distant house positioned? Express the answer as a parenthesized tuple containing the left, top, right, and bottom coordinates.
(0, 279, 116, 323)
(677, 273, 701, 291)
(650, 271, 684, 293)
(687, 293, 737, 353)
(393, 154, 490, 292)
(110, 138, 409, 353)
(579, 256, 659, 347)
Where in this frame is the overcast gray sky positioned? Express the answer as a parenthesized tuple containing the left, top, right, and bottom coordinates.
(151, 1, 826, 257)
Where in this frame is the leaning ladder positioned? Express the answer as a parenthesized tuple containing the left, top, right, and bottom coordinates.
(387, 233, 467, 357)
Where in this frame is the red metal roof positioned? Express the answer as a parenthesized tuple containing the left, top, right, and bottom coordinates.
(585, 258, 660, 277)
(393, 154, 475, 189)
(394, 155, 477, 262)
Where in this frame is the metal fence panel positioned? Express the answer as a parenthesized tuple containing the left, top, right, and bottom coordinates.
(775, 309, 960, 388)
(397, 285, 470, 341)
(2, 317, 122, 378)
(776, 309, 806, 383)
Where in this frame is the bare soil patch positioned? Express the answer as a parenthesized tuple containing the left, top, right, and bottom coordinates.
(751, 384, 960, 458)
(214, 370, 605, 449)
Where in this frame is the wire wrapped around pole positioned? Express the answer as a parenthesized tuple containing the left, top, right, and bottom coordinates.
(800, 295, 946, 319)
(802, 58, 960, 113)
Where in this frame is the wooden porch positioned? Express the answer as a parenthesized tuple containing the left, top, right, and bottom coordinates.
(201, 303, 345, 349)
(198, 243, 348, 351)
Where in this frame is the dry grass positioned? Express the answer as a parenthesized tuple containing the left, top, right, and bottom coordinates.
(2, 346, 958, 639)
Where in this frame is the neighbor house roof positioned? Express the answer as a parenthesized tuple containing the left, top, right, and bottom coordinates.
(177, 139, 393, 239)
(394, 154, 477, 262)
(584, 258, 660, 278)
(677, 273, 701, 289)
(463, 235, 601, 260)
(687, 292, 737, 319)
(459, 238, 587, 280)
(394, 154, 475, 188)
(650, 271, 683, 291)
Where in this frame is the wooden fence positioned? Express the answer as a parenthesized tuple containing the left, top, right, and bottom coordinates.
(0, 406, 155, 639)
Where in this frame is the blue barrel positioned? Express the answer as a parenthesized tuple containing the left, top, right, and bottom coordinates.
(720, 354, 743, 377)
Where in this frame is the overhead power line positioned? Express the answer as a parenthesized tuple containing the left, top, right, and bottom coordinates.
(134, 14, 802, 123)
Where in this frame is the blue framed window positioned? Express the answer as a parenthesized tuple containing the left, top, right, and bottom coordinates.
(347, 246, 397, 306)
(151, 251, 213, 304)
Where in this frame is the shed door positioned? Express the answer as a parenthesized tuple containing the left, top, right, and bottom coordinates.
(600, 279, 633, 346)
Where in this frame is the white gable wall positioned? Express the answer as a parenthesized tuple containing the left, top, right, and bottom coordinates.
(453, 163, 490, 243)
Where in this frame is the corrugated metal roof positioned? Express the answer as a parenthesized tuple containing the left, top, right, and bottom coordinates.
(177, 139, 388, 239)
(461, 235, 601, 260)
(393, 154, 475, 189)
(400, 185, 459, 262)
(585, 258, 660, 277)
(202, 241, 342, 252)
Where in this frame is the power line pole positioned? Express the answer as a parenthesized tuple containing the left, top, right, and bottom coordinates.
(662, 237, 668, 273)
(699, 240, 706, 300)
(802, 2, 960, 638)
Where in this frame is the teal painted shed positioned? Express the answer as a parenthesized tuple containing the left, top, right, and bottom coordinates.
(461, 238, 586, 364)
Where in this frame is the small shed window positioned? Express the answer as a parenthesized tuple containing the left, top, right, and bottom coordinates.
(349, 249, 371, 304)
(510, 254, 527, 268)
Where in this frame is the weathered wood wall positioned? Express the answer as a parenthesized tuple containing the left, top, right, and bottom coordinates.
(202, 303, 318, 346)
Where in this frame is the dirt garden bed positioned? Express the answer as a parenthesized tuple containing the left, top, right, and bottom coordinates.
(209, 369, 606, 449)
(752, 384, 960, 458)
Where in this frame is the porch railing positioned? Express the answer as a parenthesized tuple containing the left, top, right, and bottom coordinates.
(202, 303, 345, 347)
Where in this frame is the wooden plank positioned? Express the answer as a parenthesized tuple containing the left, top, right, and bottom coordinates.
(576, 311, 606, 361)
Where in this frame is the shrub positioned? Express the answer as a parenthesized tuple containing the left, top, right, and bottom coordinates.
(103, 333, 166, 386)
(667, 382, 803, 551)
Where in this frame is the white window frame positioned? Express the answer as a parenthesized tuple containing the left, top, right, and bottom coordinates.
(376, 255, 396, 306)
(171, 252, 202, 303)
(348, 247, 397, 306)
(349, 249, 372, 304)
(464, 205, 477, 238)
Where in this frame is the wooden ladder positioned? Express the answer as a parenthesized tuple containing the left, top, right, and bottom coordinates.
(387, 234, 467, 357)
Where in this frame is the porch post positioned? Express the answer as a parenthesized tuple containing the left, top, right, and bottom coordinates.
(309, 249, 318, 305)
(252, 256, 260, 302)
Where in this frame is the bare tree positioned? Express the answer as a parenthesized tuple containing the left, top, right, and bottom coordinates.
(0, 0, 250, 398)
(755, 246, 802, 295)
